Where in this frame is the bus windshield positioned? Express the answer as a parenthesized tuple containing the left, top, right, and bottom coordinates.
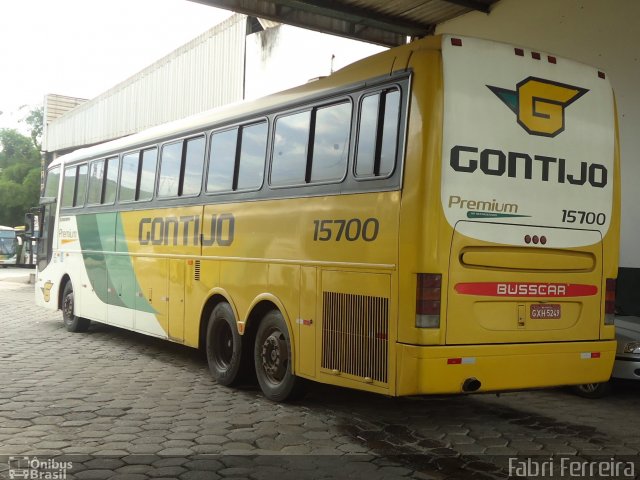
(0, 227, 17, 261)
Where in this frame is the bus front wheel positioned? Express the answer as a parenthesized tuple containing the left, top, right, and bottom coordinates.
(254, 310, 304, 402)
(206, 303, 245, 386)
(61, 282, 91, 333)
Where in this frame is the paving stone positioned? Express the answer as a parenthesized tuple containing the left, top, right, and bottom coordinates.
(194, 434, 227, 444)
(116, 465, 153, 475)
(2, 279, 640, 478)
(180, 471, 221, 480)
(108, 475, 148, 480)
(75, 469, 116, 480)
(156, 447, 194, 456)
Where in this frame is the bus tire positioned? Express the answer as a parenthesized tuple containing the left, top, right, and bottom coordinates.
(61, 282, 91, 333)
(571, 381, 611, 399)
(254, 310, 305, 402)
(206, 302, 245, 386)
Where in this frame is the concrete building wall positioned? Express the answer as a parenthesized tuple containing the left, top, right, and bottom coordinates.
(43, 14, 247, 154)
(244, 24, 386, 100)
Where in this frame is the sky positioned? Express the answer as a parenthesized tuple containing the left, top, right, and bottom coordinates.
(0, 0, 232, 132)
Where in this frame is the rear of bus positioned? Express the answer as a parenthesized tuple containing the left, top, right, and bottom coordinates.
(396, 35, 619, 395)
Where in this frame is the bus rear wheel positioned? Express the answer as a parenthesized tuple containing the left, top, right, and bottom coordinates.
(61, 282, 91, 333)
(206, 302, 246, 386)
(254, 310, 304, 402)
(571, 381, 611, 399)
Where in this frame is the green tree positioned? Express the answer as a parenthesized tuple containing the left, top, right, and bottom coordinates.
(24, 106, 44, 150)
(0, 128, 41, 226)
(0, 129, 40, 169)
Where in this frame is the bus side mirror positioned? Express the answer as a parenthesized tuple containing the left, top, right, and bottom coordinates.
(26, 207, 42, 239)
(25, 213, 35, 236)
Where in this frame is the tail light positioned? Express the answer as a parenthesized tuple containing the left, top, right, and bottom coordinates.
(416, 273, 441, 328)
(604, 278, 616, 325)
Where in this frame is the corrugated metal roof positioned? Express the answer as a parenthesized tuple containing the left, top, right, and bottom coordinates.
(43, 14, 247, 153)
(190, 0, 498, 46)
(44, 94, 88, 125)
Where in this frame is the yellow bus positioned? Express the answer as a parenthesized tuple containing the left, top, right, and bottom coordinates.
(35, 35, 620, 401)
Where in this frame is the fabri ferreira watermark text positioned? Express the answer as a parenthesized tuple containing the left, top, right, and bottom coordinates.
(509, 457, 635, 478)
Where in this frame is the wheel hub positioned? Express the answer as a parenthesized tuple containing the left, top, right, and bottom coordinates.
(63, 294, 73, 319)
(261, 332, 288, 380)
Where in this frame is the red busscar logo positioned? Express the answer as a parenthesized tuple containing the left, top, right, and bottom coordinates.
(455, 282, 598, 297)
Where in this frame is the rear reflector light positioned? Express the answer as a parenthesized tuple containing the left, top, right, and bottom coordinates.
(514, 48, 524, 56)
(531, 52, 541, 60)
(580, 352, 601, 359)
(605, 278, 616, 325)
(447, 357, 476, 365)
(416, 273, 441, 328)
(451, 37, 463, 46)
(548, 55, 557, 64)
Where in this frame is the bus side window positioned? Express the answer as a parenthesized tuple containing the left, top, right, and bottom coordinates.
(208, 122, 267, 193)
(119, 152, 139, 202)
(271, 111, 311, 186)
(44, 166, 61, 198)
(103, 156, 119, 204)
(182, 136, 205, 196)
(61, 164, 88, 208)
(310, 102, 351, 183)
(138, 148, 157, 200)
(208, 128, 237, 193)
(87, 160, 105, 205)
(159, 138, 203, 198)
(62, 167, 76, 208)
(237, 122, 268, 190)
(158, 142, 182, 197)
(355, 89, 401, 178)
(75, 164, 88, 207)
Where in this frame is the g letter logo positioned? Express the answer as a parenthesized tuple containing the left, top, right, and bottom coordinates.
(488, 77, 588, 137)
(41, 281, 53, 302)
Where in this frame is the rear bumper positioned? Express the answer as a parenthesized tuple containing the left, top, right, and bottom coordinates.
(396, 340, 616, 396)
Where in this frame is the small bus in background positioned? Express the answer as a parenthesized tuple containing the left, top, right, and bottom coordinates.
(33, 35, 620, 401)
(15, 225, 38, 267)
(0, 226, 18, 267)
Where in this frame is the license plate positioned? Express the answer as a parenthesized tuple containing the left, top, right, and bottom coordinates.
(530, 304, 561, 319)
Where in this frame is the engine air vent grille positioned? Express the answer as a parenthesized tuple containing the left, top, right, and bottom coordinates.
(194, 260, 201, 281)
(322, 291, 389, 383)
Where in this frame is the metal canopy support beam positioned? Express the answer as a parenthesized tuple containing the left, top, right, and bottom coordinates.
(441, 0, 491, 13)
(191, 0, 435, 46)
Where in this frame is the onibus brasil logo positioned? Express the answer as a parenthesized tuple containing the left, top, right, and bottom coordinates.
(487, 77, 588, 137)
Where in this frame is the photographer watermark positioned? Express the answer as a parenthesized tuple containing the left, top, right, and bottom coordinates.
(509, 456, 636, 478)
(7, 456, 72, 480)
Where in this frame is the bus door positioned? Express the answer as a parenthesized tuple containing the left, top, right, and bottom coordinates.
(36, 198, 56, 272)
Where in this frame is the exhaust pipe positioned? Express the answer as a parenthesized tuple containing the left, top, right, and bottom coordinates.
(462, 377, 481, 392)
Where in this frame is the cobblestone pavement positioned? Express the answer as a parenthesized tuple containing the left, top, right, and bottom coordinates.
(1, 277, 639, 479)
